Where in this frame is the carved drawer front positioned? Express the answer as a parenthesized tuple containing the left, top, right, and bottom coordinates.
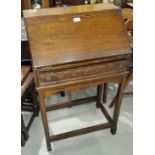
(39, 60, 128, 85)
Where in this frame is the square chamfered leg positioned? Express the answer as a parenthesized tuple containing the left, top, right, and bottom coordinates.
(103, 83, 108, 104)
(110, 77, 126, 135)
(38, 93, 52, 151)
(96, 85, 103, 108)
(109, 68, 133, 108)
(21, 114, 29, 147)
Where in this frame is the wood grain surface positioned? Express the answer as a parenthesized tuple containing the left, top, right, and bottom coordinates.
(24, 4, 131, 68)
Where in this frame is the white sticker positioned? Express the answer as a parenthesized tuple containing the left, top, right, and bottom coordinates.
(73, 17, 81, 22)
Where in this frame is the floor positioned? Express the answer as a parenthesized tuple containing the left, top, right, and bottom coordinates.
(21, 84, 133, 155)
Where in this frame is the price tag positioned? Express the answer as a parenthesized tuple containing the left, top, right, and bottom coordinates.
(73, 17, 81, 22)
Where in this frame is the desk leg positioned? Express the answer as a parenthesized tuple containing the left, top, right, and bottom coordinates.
(21, 132, 26, 146)
(103, 83, 108, 103)
(39, 93, 52, 151)
(111, 77, 126, 135)
(96, 85, 103, 108)
(109, 68, 133, 108)
(21, 114, 29, 141)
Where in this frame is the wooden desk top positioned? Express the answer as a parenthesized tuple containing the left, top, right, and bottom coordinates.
(23, 4, 119, 18)
(24, 4, 131, 68)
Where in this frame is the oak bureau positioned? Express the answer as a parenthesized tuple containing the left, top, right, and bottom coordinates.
(23, 3, 132, 151)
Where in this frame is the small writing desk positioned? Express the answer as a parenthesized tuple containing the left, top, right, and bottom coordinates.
(23, 3, 131, 151)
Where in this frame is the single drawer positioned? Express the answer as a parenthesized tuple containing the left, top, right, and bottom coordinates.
(38, 59, 129, 85)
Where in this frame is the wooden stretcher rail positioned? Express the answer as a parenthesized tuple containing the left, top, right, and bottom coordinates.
(46, 96, 97, 111)
(50, 122, 114, 142)
(98, 103, 113, 123)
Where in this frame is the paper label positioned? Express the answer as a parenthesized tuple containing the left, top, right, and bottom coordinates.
(73, 17, 81, 22)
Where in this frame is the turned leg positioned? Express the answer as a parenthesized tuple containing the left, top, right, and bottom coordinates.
(110, 77, 126, 135)
(39, 93, 52, 151)
(96, 85, 103, 108)
(103, 83, 108, 103)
